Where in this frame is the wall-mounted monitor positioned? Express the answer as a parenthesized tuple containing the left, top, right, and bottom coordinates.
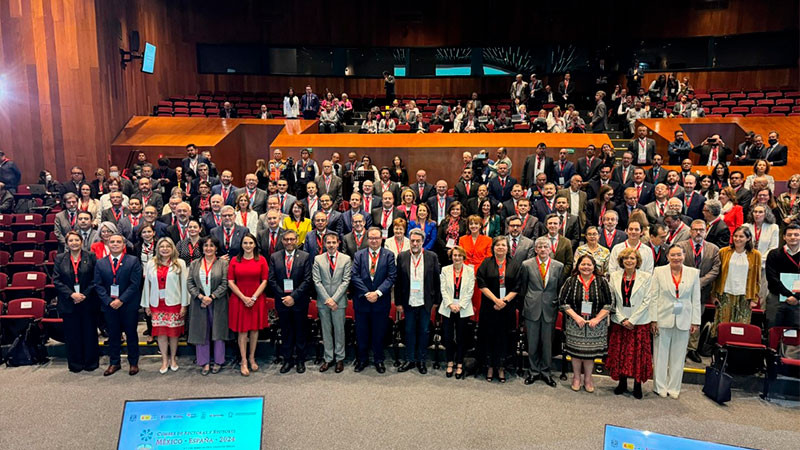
(141, 42, 156, 74)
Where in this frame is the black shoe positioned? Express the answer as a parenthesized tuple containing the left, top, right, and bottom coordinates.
(375, 362, 386, 373)
(543, 376, 557, 387)
(687, 350, 702, 363)
(446, 365, 454, 378)
(524, 375, 536, 385)
(354, 361, 367, 373)
(633, 382, 643, 399)
(279, 362, 294, 374)
(397, 361, 416, 373)
(296, 362, 306, 373)
(418, 362, 427, 374)
(455, 367, 464, 380)
(69, 366, 84, 373)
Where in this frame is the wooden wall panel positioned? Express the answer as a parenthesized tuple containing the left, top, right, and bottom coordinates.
(639, 69, 799, 92)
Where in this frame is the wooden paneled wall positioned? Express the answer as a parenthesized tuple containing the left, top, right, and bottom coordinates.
(639, 69, 799, 92)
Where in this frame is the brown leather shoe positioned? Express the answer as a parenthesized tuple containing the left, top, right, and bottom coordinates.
(104, 365, 121, 376)
(129, 365, 139, 376)
(319, 362, 330, 373)
(335, 361, 344, 373)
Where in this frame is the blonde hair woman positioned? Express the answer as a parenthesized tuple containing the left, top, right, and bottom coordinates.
(141, 237, 189, 374)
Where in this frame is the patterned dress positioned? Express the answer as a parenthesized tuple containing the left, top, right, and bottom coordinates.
(559, 275, 612, 359)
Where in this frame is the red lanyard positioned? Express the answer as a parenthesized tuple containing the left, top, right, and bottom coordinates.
(369, 250, 380, 272)
(222, 186, 230, 203)
(625, 240, 642, 252)
(453, 265, 463, 293)
(550, 236, 559, 254)
(783, 246, 800, 270)
(685, 192, 693, 209)
(202, 257, 215, 284)
(178, 223, 187, 240)
(130, 214, 140, 227)
(247, 189, 256, 204)
(521, 214, 529, 230)
(668, 184, 679, 198)
(438, 196, 446, 211)
(316, 233, 324, 254)
(213, 213, 221, 227)
(187, 241, 196, 258)
(223, 227, 233, 247)
(411, 253, 422, 277)
(496, 258, 506, 285)
(308, 197, 318, 212)
(142, 193, 151, 206)
(651, 244, 662, 263)
(327, 252, 337, 271)
(754, 223, 762, 247)
(111, 208, 122, 222)
(269, 232, 278, 252)
(285, 252, 294, 277)
(108, 255, 122, 284)
(671, 269, 682, 299)
(668, 222, 685, 243)
(578, 274, 595, 301)
(599, 205, 606, 226)
(791, 193, 797, 211)
(707, 218, 720, 231)
(603, 229, 616, 247)
(355, 232, 364, 247)
(240, 211, 248, 227)
(394, 237, 404, 254)
(199, 197, 209, 211)
(622, 272, 635, 302)
(70, 254, 81, 284)
(382, 208, 393, 228)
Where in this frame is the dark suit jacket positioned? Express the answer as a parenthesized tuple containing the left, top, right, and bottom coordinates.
(93, 253, 143, 310)
(612, 165, 637, 186)
(647, 242, 669, 267)
(201, 211, 223, 234)
(131, 191, 164, 214)
(614, 202, 645, 230)
(677, 191, 706, 220)
(409, 182, 434, 204)
(576, 157, 602, 182)
(691, 144, 733, 166)
(453, 180, 479, 205)
(626, 139, 656, 165)
(427, 195, 454, 224)
(394, 250, 442, 312)
(268, 249, 313, 310)
(302, 228, 339, 256)
(488, 176, 516, 203)
(522, 155, 555, 187)
(180, 155, 211, 179)
(599, 228, 627, 250)
(234, 187, 268, 215)
(533, 197, 556, 222)
(219, 108, 238, 118)
(211, 184, 239, 206)
(371, 207, 404, 237)
(734, 187, 753, 218)
(53, 250, 97, 315)
(558, 80, 575, 97)
(627, 182, 655, 205)
(343, 231, 369, 257)
(351, 247, 397, 312)
(258, 227, 286, 257)
(587, 179, 621, 201)
(132, 221, 169, 244)
(760, 143, 788, 166)
(341, 208, 372, 235)
(646, 166, 667, 185)
(210, 224, 249, 257)
(706, 218, 731, 248)
(101, 207, 129, 225)
(552, 160, 575, 187)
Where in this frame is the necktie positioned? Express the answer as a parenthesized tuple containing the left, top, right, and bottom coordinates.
(82, 231, 88, 241)
(511, 238, 517, 258)
(694, 243, 702, 267)
(539, 261, 547, 281)
(112, 257, 118, 266)
(270, 232, 277, 253)
(560, 214, 566, 233)
(370, 252, 377, 276)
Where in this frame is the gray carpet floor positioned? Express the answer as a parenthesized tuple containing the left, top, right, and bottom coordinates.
(0, 356, 798, 450)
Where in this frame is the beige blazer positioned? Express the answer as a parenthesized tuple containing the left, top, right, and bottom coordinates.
(140, 259, 190, 307)
(609, 270, 653, 325)
(438, 264, 475, 318)
(648, 265, 701, 331)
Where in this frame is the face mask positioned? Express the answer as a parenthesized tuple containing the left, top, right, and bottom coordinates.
(45, 174, 52, 182)
(691, 104, 698, 109)
(768, 138, 778, 146)
(109, 171, 119, 178)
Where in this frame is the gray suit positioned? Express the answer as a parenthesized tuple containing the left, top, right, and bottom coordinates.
(519, 257, 564, 377)
(186, 258, 232, 344)
(312, 251, 352, 363)
(268, 192, 297, 215)
(507, 234, 535, 266)
(54, 210, 79, 249)
(315, 174, 344, 208)
(76, 229, 100, 252)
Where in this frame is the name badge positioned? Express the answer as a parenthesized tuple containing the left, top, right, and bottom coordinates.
(410, 280, 422, 293)
(558, 177, 565, 186)
(622, 306, 632, 318)
(300, 171, 306, 179)
(581, 301, 593, 315)
(673, 302, 683, 315)
(446, 238, 455, 248)
(158, 288, 166, 300)
(110, 284, 120, 298)
(381, 229, 388, 239)
(499, 287, 507, 298)
(283, 279, 294, 293)
(74, 285, 81, 294)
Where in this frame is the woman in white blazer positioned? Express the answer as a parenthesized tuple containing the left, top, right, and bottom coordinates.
(607, 247, 653, 399)
(438, 246, 475, 380)
(141, 237, 189, 374)
(743, 204, 779, 304)
(283, 87, 300, 119)
(648, 245, 701, 399)
(234, 193, 259, 236)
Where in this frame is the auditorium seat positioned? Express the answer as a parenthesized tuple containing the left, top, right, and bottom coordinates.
(6, 250, 45, 277)
(717, 322, 766, 375)
(747, 92, 765, 99)
(3, 272, 47, 300)
(763, 327, 800, 400)
(514, 123, 530, 131)
(772, 106, 790, 114)
(428, 124, 443, 133)
(726, 114, 744, 117)
(0, 274, 6, 300)
(775, 99, 794, 106)
(738, 99, 755, 107)
(756, 99, 775, 106)
(0, 214, 11, 227)
(0, 230, 12, 250)
(189, 102, 203, 108)
(785, 92, 800, 99)
(157, 100, 172, 108)
(711, 93, 728, 100)
(718, 100, 736, 107)
(750, 106, 770, 114)
(694, 93, 711, 101)
(0, 297, 46, 345)
(729, 93, 746, 100)
(395, 123, 411, 132)
(11, 230, 45, 252)
(190, 107, 205, 115)
(746, 113, 767, 117)
(174, 107, 189, 114)
(702, 101, 718, 108)
(706, 114, 723, 118)
(765, 91, 783, 99)
(173, 101, 189, 108)
(730, 106, 749, 114)
(711, 107, 730, 115)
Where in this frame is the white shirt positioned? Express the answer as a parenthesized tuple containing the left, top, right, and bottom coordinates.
(723, 250, 749, 296)
(569, 190, 580, 217)
(409, 252, 425, 307)
(637, 138, 648, 164)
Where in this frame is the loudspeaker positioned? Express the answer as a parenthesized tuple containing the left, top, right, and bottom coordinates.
(129, 30, 140, 53)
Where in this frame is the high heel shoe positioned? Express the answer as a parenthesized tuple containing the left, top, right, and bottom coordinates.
(498, 369, 506, 383)
(445, 363, 454, 378)
(240, 364, 250, 377)
(455, 365, 464, 380)
(486, 368, 494, 382)
(159, 366, 169, 375)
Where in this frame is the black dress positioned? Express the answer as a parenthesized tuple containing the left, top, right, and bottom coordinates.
(53, 250, 99, 372)
(476, 256, 521, 368)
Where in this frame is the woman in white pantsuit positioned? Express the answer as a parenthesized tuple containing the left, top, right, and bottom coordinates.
(648, 245, 701, 399)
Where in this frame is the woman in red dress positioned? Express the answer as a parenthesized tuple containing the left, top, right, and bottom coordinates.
(141, 237, 189, 374)
(227, 233, 269, 376)
(459, 215, 493, 322)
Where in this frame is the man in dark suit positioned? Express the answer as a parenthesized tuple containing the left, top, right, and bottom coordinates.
(557, 72, 575, 104)
(533, 183, 558, 223)
(372, 191, 403, 239)
(209, 206, 249, 257)
(257, 209, 285, 257)
(589, 90, 607, 132)
(165, 202, 193, 244)
(501, 184, 527, 220)
(94, 234, 143, 376)
(691, 134, 733, 167)
(395, 228, 442, 374)
(59, 166, 89, 198)
(612, 151, 637, 186)
(132, 205, 170, 243)
(702, 199, 731, 248)
(181, 144, 210, 180)
(351, 227, 397, 373)
(409, 169, 434, 205)
(628, 167, 655, 205)
(318, 194, 343, 236)
(189, 163, 219, 198)
(667, 130, 692, 165)
(615, 187, 645, 230)
(316, 160, 344, 208)
(360, 180, 380, 212)
(552, 148, 575, 188)
(454, 167, 479, 205)
(300, 85, 320, 120)
(201, 195, 225, 233)
(553, 196, 581, 252)
(219, 101, 238, 118)
(303, 211, 337, 257)
(427, 180, 454, 225)
(268, 230, 314, 373)
(587, 165, 621, 202)
(760, 131, 788, 166)
(375, 168, 401, 205)
(343, 213, 369, 257)
(728, 171, 753, 218)
(599, 211, 628, 249)
(131, 177, 164, 214)
(210, 169, 238, 206)
(542, 214, 573, 275)
(521, 143, 554, 188)
(488, 161, 516, 204)
(576, 145, 602, 182)
(647, 153, 668, 185)
(647, 223, 670, 267)
(341, 192, 372, 234)
(54, 193, 80, 251)
(235, 174, 268, 215)
(677, 174, 706, 220)
(627, 125, 656, 166)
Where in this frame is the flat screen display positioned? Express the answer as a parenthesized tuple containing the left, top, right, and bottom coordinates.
(141, 42, 156, 74)
(604, 425, 755, 450)
(118, 396, 264, 450)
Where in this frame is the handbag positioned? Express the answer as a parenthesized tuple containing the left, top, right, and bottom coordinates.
(703, 347, 733, 404)
(6, 322, 49, 367)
